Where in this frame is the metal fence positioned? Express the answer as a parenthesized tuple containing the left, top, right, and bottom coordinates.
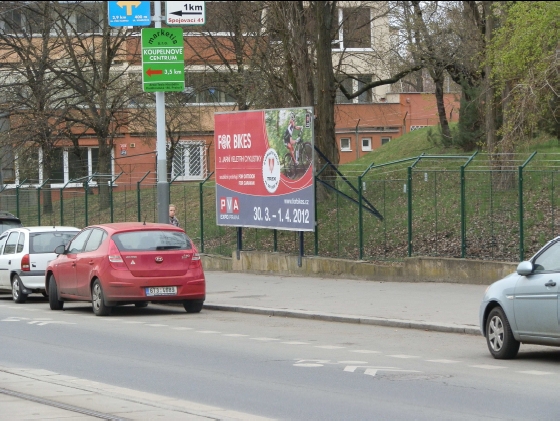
(1, 152, 559, 263)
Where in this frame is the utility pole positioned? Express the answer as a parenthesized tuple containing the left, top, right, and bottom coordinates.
(154, 1, 170, 224)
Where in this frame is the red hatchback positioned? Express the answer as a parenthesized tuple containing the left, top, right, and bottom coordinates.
(45, 222, 205, 316)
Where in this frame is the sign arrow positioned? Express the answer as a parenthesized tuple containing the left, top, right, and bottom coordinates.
(146, 68, 163, 77)
(170, 10, 202, 16)
(117, 1, 142, 16)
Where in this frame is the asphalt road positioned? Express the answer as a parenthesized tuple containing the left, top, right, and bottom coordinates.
(1, 294, 560, 420)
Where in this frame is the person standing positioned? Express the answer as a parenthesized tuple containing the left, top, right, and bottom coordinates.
(169, 204, 180, 226)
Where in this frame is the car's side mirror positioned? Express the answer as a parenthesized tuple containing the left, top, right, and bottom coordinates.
(517, 261, 534, 276)
(54, 244, 66, 255)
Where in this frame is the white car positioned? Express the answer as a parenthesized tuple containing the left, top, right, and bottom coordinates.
(0, 226, 80, 303)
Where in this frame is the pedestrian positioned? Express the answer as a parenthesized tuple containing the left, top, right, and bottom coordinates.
(169, 204, 180, 227)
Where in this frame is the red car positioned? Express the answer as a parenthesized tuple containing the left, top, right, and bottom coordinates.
(45, 222, 205, 316)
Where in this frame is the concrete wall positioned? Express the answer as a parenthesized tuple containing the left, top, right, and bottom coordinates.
(201, 251, 518, 285)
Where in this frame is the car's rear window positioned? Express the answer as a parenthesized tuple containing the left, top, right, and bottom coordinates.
(113, 230, 192, 252)
(30, 232, 78, 254)
(0, 220, 22, 235)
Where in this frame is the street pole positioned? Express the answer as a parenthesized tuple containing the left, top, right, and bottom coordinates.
(154, 1, 169, 224)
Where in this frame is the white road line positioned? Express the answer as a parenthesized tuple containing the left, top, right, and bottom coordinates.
(122, 321, 145, 324)
(281, 341, 310, 345)
(171, 327, 193, 330)
(250, 337, 280, 341)
(470, 365, 507, 370)
(349, 350, 380, 354)
(517, 370, 553, 375)
(387, 355, 420, 359)
(196, 330, 220, 334)
(222, 334, 249, 337)
(314, 345, 345, 349)
(146, 324, 167, 327)
(426, 359, 461, 364)
(339, 361, 369, 364)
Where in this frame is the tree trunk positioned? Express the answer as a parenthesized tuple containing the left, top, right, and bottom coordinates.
(433, 68, 452, 144)
(484, 2, 496, 155)
(313, 1, 338, 198)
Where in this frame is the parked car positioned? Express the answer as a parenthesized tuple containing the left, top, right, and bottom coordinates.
(0, 211, 22, 235)
(45, 222, 206, 316)
(480, 236, 560, 359)
(0, 226, 80, 303)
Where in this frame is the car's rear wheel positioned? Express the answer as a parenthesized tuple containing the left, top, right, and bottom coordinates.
(486, 307, 520, 359)
(12, 275, 27, 303)
(92, 280, 112, 316)
(48, 275, 64, 310)
(183, 300, 203, 314)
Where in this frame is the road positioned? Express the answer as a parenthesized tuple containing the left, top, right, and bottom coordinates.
(1, 293, 559, 420)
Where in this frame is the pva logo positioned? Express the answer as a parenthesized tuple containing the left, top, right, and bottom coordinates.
(220, 197, 240, 214)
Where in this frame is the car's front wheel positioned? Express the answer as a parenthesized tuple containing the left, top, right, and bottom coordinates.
(486, 307, 520, 359)
(48, 275, 64, 310)
(12, 275, 28, 304)
(92, 280, 112, 316)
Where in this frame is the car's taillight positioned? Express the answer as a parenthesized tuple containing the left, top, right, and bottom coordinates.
(21, 254, 30, 271)
(192, 252, 201, 261)
(108, 240, 127, 269)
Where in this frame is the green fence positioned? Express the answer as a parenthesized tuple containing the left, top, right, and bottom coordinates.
(1, 152, 559, 263)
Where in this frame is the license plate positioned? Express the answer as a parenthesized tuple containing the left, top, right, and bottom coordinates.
(146, 286, 177, 296)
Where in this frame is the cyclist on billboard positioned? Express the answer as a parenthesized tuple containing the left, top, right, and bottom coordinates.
(283, 113, 302, 165)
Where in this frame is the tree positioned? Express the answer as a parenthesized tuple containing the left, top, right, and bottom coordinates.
(0, 1, 70, 212)
(48, 1, 144, 208)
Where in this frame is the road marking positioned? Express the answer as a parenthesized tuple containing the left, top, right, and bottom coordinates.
(171, 327, 193, 330)
(222, 334, 249, 337)
(349, 350, 380, 354)
(339, 361, 368, 364)
(28, 320, 75, 326)
(122, 321, 145, 324)
(426, 359, 461, 364)
(517, 370, 553, 375)
(250, 337, 280, 341)
(470, 365, 507, 370)
(146, 324, 167, 327)
(196, 330, 220, 334)
(344, 366, 421, 377)
(387, 354, 420, 359)
(1, 317, 30, 322)
(281, 341, 310, 345)
(315, 345, 345, 349)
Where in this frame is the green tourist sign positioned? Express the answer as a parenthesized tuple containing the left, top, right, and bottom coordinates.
(141, 28, 185, 92)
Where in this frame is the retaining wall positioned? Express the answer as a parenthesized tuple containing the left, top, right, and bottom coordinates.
(201, 251, 518, 285)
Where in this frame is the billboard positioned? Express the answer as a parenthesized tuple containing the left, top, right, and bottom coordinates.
(215, 108, 315, 231)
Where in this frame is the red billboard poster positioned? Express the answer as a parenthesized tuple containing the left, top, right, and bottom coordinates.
(215, 107, 315, 231)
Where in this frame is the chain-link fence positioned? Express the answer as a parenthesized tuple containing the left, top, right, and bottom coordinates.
(1, 152, 559, 263)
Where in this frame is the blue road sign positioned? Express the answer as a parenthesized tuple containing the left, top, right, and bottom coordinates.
(108, 1, 151, 27)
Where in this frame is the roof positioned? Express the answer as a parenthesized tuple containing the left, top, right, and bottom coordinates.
(87, 222, 182, 233)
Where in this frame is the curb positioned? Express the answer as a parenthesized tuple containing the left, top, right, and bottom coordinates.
(203, 304, 482, 336)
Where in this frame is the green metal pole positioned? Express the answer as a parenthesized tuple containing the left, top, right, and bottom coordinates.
(136, 171, 150, 222)
(15, 186, 20, 218)
(314, 173, 318, 256)
(84, 182, 89, 227)
(199, 181, 204, 253)
(274, 229, 278, 252)
(460, 166, 466, 258)
(407, 167, 413, 257)
(519, 165, 524, 261)
(60, 188, 64, 225)
(110, 181, 114, 223)
(358, 175, 363, 260)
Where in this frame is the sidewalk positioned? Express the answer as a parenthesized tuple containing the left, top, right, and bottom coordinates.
(204, 271, 488, 335)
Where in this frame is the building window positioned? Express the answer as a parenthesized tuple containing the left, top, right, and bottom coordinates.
(340, 138, 351, 151)
(76, 4, 102, 34)
(381, 137, 391, 145)
(342, 7, 372, 49)
(361, 138, 371, 151)
(1, 9, 23, 34)
(171, 141, 207, 181)
(184, 73, 236, 104)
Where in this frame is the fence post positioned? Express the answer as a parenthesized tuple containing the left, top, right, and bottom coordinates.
(15, 178, 27, 218)
(60, 187, 64, 225)
(460, 151, 478, 258)
(199, 180, 204, 253)
(407, 167, 412, 257)
(36, 179, 49, 226)
(358, 175, 363, 260)
(518, 152, 537, 261)
(84, 181, 89, 227)
(136, 171, 151, 222)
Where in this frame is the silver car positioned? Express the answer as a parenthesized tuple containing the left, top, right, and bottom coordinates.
(480, 236, 560, 359)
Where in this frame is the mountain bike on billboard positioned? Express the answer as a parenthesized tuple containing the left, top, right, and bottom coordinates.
(282, 114, 312, 179)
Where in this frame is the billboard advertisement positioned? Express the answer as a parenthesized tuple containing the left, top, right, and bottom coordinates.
(215, 108, 315, 231)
